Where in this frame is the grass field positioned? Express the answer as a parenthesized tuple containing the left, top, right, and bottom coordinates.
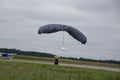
(0, 60, 120, 80)
(14, 55, 120, 68)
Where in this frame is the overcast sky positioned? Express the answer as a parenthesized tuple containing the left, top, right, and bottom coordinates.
(0, 0, 120, 60)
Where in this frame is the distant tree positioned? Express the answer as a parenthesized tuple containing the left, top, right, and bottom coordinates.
(0, 48, 55, 58)
(0, 48, 120, 64)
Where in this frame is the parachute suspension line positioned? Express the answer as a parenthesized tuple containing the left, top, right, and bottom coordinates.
(61, 31, 66, 51)
(62, 31, 65, 47)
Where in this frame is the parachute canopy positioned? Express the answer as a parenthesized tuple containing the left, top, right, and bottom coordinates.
(38, 24, 87, 44)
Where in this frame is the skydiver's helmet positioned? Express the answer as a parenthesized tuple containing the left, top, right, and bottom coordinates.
(54, 55, 60, 59)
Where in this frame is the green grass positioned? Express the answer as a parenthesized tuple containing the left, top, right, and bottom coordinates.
(14, 55, 120, 68)
(0, 60, 120, 80)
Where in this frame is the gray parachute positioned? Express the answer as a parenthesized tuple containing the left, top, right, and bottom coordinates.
(38, 24, 87, 44)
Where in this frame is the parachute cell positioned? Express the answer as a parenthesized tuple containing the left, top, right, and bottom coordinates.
(38, 24, 87, 44)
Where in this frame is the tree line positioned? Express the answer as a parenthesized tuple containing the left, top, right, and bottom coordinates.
(0, 48, 120, 64)
(0, 48, 55, 58)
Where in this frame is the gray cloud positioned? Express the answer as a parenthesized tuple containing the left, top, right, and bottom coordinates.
(0, 0, 120, 60)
